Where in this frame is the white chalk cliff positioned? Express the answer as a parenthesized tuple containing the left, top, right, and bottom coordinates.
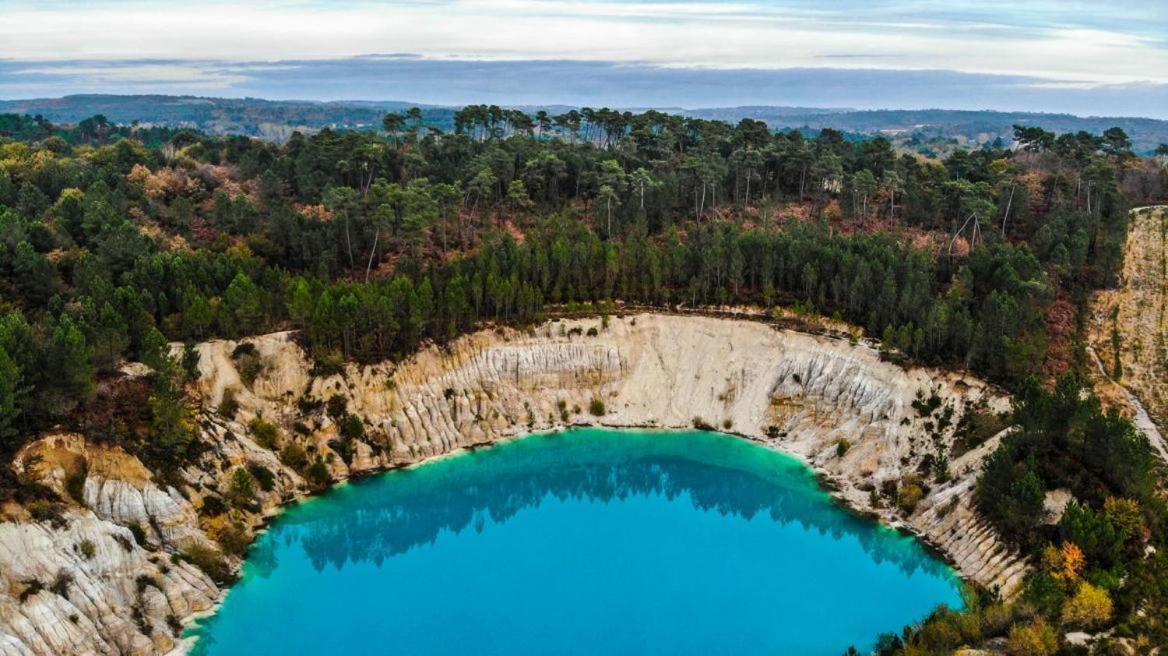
(0, 314, 1027, 655)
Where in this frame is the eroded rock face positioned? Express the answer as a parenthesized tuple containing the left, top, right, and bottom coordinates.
(0, 513, 216, 656)
(0, 314, 1028, 655)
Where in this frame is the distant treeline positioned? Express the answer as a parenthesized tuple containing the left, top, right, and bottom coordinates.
(5, 94, 1168, 153)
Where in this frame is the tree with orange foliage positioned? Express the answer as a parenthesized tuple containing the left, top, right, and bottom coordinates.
(1041, 541, 1085, 581)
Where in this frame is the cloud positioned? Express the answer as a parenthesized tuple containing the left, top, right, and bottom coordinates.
(3, 57, 1167, 119)
(14, 63, 249, 87)
(0, 0, 1165, 86)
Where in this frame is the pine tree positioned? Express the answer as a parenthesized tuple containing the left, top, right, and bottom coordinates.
(0, 346, 22, 453)
(42, 316, 96, 416)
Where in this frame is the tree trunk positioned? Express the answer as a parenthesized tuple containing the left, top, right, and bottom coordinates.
(344, 216, 355, 268)
(1001, 184, 1015, 234)
(365, 229, 380, 282)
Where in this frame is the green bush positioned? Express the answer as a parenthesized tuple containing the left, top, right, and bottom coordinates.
(216, 520, 251, 557)
(227, 468, 257, 507)
(896, 477, 924, 513)
(27, 500, 65, 527)
(64, 468, 87, 505)
(912, 389, 943, 416)
(200, 495, 227, 516)
(247, 463, 276, 492)
(181, 344, 202, 381)
(279, 443, 309, 471)
(231, 343, 258, 359)
(306, 458, 331, 487)
(341, 413, 365, 440)
(248, 418, 280, 449)
(1005, 618, 1057, 656)
(296, 396, 323, 414)
(232, 348, 264, 385)
(588, 398, 606, 416)
(218, 387, 240, 418)
(181, 544, 230, 583)
(326, 394, 348, 420)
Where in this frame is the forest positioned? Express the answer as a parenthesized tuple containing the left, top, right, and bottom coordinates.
(6, 94, 1168, 154)
(1, 105, 1167, 651)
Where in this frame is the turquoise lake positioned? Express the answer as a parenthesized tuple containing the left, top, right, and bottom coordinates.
(187, 428, 963, 655)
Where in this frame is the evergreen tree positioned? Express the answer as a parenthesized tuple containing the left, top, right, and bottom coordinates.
(42, 316, 96, 416)
(0, 346, 22, 453)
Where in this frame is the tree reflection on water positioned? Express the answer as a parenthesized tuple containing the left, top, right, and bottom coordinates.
(247, 429, 951, 583)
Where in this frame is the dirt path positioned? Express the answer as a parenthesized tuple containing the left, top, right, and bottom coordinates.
(1089, 205, 1168, 461)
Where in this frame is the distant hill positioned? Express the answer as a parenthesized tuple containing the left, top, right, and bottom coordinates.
(2, 94, 1166, 153)
(0, 95, 460, 141)
(679, 107, 1168, 154)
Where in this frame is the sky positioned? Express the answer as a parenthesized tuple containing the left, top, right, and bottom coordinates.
(1, 0, 1166, 117)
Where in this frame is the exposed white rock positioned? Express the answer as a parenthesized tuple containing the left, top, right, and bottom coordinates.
(0, 514, 216, 655)
(1043, 488, 1075, 525)
(1, 313, 1028, 655)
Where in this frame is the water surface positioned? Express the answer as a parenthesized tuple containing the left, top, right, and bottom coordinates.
(188, 428, 962, 655)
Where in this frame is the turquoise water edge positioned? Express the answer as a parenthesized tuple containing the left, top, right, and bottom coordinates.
(186, 428, 963, 655)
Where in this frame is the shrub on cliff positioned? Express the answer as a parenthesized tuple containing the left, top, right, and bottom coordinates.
(181, 544, 231, 583)
(306, 458, 331, 487)
(1061, 582, 1112, 629)
(279, 443, 309, 471)
(1005, 618, 1057, 656)
(217, 387, 240, 419)
(326, 394, 348, 421)
(215, 521, 251, 557)
(247, 463, 276, 492)
(341, 413, 365, 441)
(248, 418, 280, 449)
(896, 476, 924, 513)
(227, 468, 257, 508)
(231, 343, 264, 385)
(588, 398, 606, 416)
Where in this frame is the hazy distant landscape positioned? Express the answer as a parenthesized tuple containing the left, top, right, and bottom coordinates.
(4, 94, 1168, 154)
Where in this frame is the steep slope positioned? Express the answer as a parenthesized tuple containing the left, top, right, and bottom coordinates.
(0, 314, 1026, 655)
(1089, 206, 1168, 461)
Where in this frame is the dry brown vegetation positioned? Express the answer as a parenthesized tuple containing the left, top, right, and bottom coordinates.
(1090, 206, 1168, 425)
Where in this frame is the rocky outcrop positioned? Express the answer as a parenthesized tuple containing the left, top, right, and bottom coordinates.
(0, 314, 1028, 655)
(1, 435, 219, 656)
